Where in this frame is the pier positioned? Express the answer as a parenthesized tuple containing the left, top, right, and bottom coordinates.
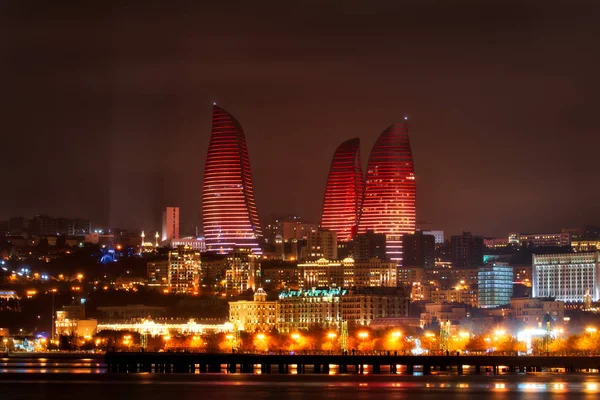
(104, 353, 600, 374)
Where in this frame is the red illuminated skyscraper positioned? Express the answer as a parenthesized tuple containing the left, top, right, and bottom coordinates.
(358, 121, 415, 264)
(320, 138, 364, 242)
(202, 104, 262, 254)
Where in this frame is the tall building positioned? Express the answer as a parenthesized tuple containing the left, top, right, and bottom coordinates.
(225, 250, 261, 296)
(168, 246, 201, 294)
(353, 230, 387, 261)
(307, 228, 337, 260)
(450, 232, 484, 268)
(402, 231, 435, 269)
(358, 121, 416, 264)
(422, 230, 445, 245)
(478, 262, 513, 308)
(161, 206, 180, 242)
(320, 138, 364, 242)
(532, 252, 600, 302)
(202, 104, 262, 254)
(147, 259, 169, 285)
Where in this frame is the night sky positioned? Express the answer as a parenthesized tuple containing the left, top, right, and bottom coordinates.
(1, 1, 599, 237)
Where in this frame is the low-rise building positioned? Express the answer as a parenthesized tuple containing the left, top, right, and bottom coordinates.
(228, 288, 277, 332)
(341, 287, 409, 326)
(419, 303, 467, 327)
(297, 258, 352, 288)
(510, 297, 565, 326)
(277, 287, 344, 333)
(96, 305, 168, 320)
(397, 266, 424, 286)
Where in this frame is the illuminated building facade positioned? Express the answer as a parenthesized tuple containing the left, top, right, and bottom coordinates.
(478, 262, 513, 308)
(202, 104, 262, 254)
(358, 121, 416, 264)
(509, 232, 571, 247)
(297, 257, 396, 288)
(532, 252, 600, 302)
(397, 266, 424, 286)
(225, 250, 260, 295)
(228, 288, 277, 332)
(276, 288, 345, 333)
(168, 246, 201, 294)
(419, 303, 467, 328)
(98, 319, 234, 336)
(297, 258, 353, 289)
(171, 237, 206, 252)
(341, 287, 410, 326)
(353, 258, 397, 287)
(147, 260, 169, 285)
(510, 298, 565, 326)
(161, 206, 180, 242)
(307, 228, 337, 260)
(320, 138, 364, 242)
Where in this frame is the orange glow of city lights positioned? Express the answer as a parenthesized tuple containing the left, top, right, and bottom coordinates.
(225, 334, 234, 340)
(256, 333, 266, 341)
(391, 331, 402, 339)
(327, 332, 337, 340)
(291, 333, 301, 340)
(358, 331, 369, 339)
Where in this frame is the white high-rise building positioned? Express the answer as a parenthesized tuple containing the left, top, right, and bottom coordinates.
(532, 252, 600, 302)
(162, 206, 180, 242)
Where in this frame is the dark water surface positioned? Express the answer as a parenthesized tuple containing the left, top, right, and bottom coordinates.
(2, 373, 600, 399)
(1, 357, 600, 399)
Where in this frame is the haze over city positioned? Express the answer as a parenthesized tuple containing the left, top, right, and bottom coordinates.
(2, 1, 600, 237)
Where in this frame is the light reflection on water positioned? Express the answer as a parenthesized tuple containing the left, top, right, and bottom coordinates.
(2, 358, 600, 396)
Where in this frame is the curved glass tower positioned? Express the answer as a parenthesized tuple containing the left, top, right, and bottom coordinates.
(320, 138, 364, 242)
(358, 121, 415, 263)
(202, 104, 262, 254)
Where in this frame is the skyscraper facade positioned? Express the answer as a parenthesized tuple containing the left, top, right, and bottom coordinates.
(202, 105, 263, 254)
(320, 138, 364, 242)
(161, 206, 180, 242)
(358, 121, 416, 264)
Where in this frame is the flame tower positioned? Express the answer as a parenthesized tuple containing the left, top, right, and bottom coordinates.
(320, 138, 364, 241)
(358, 121, 415, 263)
(202, 104, 262, 254)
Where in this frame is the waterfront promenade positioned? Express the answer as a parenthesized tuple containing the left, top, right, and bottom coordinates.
(104, 352, 600, 374)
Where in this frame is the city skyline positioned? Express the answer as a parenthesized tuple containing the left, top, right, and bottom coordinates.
(1, 1, 599, 238)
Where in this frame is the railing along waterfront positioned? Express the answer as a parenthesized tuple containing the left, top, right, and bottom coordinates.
(104, 352, 600, 375)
